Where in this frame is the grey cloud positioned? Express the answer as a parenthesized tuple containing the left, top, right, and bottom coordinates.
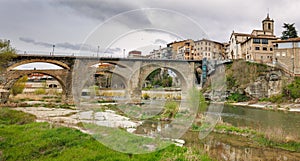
(53, 0, 152, 28)
(19, 37, 122, 54)
(19, 37, 53, 47)
(105, 47, 121, 54)
(19, 37, 91, 51)
(154, 39, 168, 45)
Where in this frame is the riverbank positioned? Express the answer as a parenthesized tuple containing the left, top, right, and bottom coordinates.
(0, 107, 212, 161)
(227, 101, 300, 112)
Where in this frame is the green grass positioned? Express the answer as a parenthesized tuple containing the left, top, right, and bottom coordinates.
(214, 124, 256, 135)
(0, 108, 212, 161)
(211, 122, 300, 153)
(255, 135, 300, 152)
(0, 108, 36, 125)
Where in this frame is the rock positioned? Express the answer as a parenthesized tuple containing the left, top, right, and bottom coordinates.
(295, 98, 300, 103)
(126, 128, 136, 133)
(172, 139, 185, 145)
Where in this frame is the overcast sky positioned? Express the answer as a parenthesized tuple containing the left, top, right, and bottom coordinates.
(1, 0, 300, 57)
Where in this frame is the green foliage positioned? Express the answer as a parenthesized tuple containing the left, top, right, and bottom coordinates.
(226, 74, 236, 89)
(142, 93, 150, 100)
(0, 108, 36, 125)
(215, 124, 256, 135)
(163, 101, 179, 118)
(255, 135, 300, 152)
(227, 93, 250, 102)
(281, 23, 298, 40)
(284, 77, 300, 99)
(34, 88, 46, 95)
(198, 91, 208, 112)
(11, 76, 28, 96)
(0, 40, 17, 72)
(269, 94, 285, 103)
(145, 68, 173, 88)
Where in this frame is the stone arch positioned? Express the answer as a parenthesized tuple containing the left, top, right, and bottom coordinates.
(2, 71, 66, 103)
(96, 70, 128, 89)
(7, 59, 70, 71)
(138, 65, 188, 90)
(126, 62, 194, 103)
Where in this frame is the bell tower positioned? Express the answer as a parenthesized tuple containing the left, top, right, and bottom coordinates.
(262, 13, 274, 35)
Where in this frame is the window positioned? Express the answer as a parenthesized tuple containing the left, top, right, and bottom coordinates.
(270, 48, 273, 51)
(263, 47, 267, 51)
(255, 47, 260, 50)
(253, 38, 260, 44)
(268, 23, 271, 30)
(262, 39, 268, 44)
(261, 56, 263, 59)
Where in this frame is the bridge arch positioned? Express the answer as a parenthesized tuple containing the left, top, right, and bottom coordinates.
(7, 59, 71, 71)
(96, 70, 128, 89)
(125, 62, 193, 103)
(138, 65, 188, 90)
(1, 70, 67, 104)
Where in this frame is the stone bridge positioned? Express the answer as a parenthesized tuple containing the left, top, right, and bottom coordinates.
(0, 55, 203, 104)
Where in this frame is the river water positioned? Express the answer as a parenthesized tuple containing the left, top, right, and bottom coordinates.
(136, 105, 300, 160)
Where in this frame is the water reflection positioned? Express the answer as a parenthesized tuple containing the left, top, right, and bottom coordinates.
(221, 105, 300, 140)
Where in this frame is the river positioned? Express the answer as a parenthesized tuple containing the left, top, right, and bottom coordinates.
(136, 105, 300, 160)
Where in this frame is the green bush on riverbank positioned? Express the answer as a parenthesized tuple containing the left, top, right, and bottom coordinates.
(0, 108, 212, 161)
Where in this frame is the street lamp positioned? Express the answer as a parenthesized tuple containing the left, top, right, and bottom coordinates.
(97, 45, 100, 58)
(52, 45, 55, 56)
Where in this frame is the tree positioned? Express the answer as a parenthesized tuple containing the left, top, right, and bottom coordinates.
(281, 23, 298, 40)
(0, 40, 17, 72)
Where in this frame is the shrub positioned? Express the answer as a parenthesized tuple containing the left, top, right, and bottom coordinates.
(227, 93, 250, 102)
(269, 94, 285, 103)
(34, 88, 46, 95)
(11, 76, 27, 96)
(142, 93, 150, 100)
(284, 77, 300, 100)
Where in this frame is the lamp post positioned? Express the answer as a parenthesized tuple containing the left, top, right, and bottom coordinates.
(97, 45, 100, 58)
(52, 45, 55, 56)
(123, 49, 125, 58)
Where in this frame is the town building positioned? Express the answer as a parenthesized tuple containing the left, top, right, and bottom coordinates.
(167, 39, 194, 59)
(229, 33, 252, 59)
(273, 37, 300, 76)
(177, 40, 195, 60)
(194, 39, 225, 60)
(148, 46, 172, 59)
(127, 50, 146, 59)
(229, 14, 278, 63)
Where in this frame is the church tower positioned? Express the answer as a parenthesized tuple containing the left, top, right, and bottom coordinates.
(262, 13, 274, 35)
